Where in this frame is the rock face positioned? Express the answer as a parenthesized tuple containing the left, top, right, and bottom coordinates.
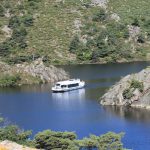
(0, 140, 38, 150)
(0, 59, 69, 85)
(15, 59, 69, 83)
(100, 67, 150, 109)
(91, 0, 108, 8)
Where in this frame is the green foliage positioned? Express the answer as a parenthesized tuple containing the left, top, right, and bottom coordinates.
(0, 41, 10, 57)
(0, 5, 5, 17)
(69, 35, 80, 53)
(1, 0, 149, 64)
(0, 74, 21, 87)
(0, 125, 32, 145)
(77, 132, 124, 150)
(123, 79, 144, 100)
(34, 130, 125, 150)
(34, 130, 77, 149)
(92, 9, 107, 22)
(8, 16, 21, 29)
(130, 79, 144, 92)
(137, 34, 145, 43)
(22, 15, 34, 27)
(131, 18, 140, 27)
(122, 88, 134, 100)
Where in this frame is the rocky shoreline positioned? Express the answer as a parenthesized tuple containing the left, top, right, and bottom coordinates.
(0, 59, 69, 86)
(100, 67, 150, 109)
(0, 141, 38, 150)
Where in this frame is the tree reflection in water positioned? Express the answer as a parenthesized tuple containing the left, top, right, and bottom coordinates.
(103, 105, 150, 123)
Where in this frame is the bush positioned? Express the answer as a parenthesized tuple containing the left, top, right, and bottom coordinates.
(123, 79, 144, 100)
(137, 34, 145, 43)
(0, 5, 5, 17)
(0, 41, 10, 57)
(131, 18, 140, 27)
(8, 16, 21, 29)
(130, 79, 144, 92)
(0, 125, 32, 145)
(34, 130, 76, 149)
(122, 88, 134, 99)
(0, 74, 21, 87)
(11, 26, 28, 49)
(92, 9, 107, 22)
(69, 35, 80, 53)
(35, 130, 125, 150)
(22, 15, 34, 27)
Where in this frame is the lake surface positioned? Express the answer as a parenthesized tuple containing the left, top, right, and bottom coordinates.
(1, 62, 150, 150)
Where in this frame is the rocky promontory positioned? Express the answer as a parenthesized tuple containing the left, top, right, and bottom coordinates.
(0, 59, 69, 86)
(100, 67, 150, 109)
(0, 140, 38, 150)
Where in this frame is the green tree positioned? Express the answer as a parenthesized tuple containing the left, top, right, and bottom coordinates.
(131, 18, 140, 27)
(8, 16, 21, 29)
(34, 130, 77, 149)
(130, 79, 144, 92)
(93, 9, 107, 22)
(0, 5, 5, 17)
(0, 125, 32, 145)
(22, 15, 34, 27)
(69, 35, 80, 53)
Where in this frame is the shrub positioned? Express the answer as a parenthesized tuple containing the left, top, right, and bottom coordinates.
(130, 79, 144, 92)
(92, 9, 107, 22)
(0, 74, 21, 87)
(131, 18, 140, 27)
(0, 125, 32, 145)
(0, 41, 10, 57)
(34, 130, 76, 149)
(137, 34, 145, 43)
(0, 5, 5, 17)
(69, 35, 80, 53)
(8, 16, 21, 29)
(35, 130, 125, 150)
(77, 132, 124, 150)
(22, 15, 34, 27)
(11, 26, 28, 49)
(122, 88, 134, 99)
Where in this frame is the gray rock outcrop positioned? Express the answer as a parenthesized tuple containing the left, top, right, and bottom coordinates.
(0, 58, 69, 85)
(100, 67, 150, 109)
(15, 59, 69, 83)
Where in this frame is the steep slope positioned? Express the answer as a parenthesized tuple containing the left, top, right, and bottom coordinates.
(0, 0, 150, 64)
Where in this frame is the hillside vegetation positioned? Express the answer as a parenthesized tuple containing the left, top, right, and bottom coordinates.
(0, 0, 150, 64)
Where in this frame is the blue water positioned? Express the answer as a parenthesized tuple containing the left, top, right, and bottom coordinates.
(1, 62, 150, 150)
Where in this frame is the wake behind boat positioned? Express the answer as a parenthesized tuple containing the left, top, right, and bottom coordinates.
(52, 79, 85, 92)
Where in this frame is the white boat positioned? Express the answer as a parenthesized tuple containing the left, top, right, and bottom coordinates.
(52, 79, 85, 92)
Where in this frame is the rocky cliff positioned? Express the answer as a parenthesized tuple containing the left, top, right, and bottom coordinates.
(0, 59, 69, 86)
(100, 67, 150, 109)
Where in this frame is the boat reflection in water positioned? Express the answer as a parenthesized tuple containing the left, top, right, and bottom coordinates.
(52, 88, 86, 108)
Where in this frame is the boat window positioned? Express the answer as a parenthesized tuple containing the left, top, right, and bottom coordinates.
(68, 83, 79, 88)
(56, 84, 60, 86)
(61, 85, 67, 88)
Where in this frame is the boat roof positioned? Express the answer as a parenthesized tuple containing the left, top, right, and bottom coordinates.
(56, 79, 80, 85)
